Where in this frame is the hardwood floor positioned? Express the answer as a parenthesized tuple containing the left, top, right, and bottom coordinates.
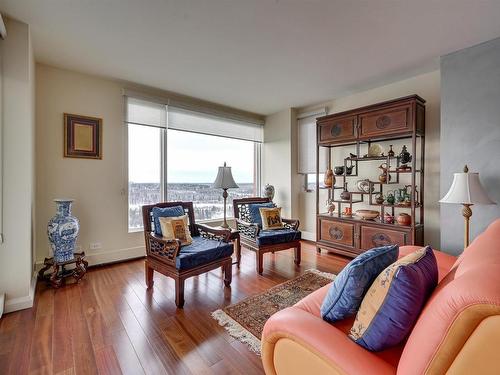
(0, 241, 349, 375)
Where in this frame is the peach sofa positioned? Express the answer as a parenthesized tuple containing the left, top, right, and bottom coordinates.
(262, 219, 500, 375)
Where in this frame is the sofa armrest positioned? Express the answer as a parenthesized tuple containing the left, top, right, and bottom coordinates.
(261, 307, 396, 375)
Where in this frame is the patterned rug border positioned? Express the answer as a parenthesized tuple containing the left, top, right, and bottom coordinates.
(212, 269, 336, 356)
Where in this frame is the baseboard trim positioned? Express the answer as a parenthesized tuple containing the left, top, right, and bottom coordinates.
(301, 231, 316, 242)
(4, 271, 37, 314)
(35, 245, 146, 271)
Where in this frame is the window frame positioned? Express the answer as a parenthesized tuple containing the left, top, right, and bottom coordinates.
(127, 125, 262, 232)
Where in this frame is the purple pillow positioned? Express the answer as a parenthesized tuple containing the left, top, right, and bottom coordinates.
(349, 246, 438, 351)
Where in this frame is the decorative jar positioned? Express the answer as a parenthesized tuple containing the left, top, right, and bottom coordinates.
(263, 184, 275, 201)
(47, 199, 80, 263)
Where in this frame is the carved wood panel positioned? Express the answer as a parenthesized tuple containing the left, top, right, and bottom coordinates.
(359, 225, 407, 250)
(318, 115, 357, 144)
(319, 218, 355, 248)
(358, 104, 412, 138)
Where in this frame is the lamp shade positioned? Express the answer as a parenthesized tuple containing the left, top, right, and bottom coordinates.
(440, 168, 496, 205)
(212, 162, 239, 189)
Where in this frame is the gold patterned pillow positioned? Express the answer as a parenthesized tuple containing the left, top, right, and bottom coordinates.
(259, 207, 284, 230)
(159, 214, 193, 246)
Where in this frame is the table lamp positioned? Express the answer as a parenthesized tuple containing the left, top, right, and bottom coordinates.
(213, 162, 239, 228)
(439, 165, 496, 248)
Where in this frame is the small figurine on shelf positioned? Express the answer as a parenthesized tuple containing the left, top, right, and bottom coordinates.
(340, 182, 351, 200)
(326, 199, 336, 216)
(397, 213, 412, 226)
(386, 191, 396, 205)
(388, 145, 395, 157)
(384, 213, 395, 224)
(378, 163, 392, 183)
(324, 165, 335, 188)
(343, 207, 352, 218)
(334, 166, 344, 175)
(397, 145, 412, 171)
(375, 193, 385, 204)
(345, 160, 355, 175)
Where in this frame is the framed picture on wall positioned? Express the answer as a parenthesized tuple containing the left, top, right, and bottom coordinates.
(64, 113, 102, 159)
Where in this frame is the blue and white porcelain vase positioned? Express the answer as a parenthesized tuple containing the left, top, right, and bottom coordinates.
(263, 184, 275, 201)
(47, 199, 80, 263)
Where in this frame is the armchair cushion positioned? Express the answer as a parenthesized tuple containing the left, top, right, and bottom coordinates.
(248, 202, 275, 227)
(152, 205, 185, 236)
(175, 236, 233, 270)
(256, 228, 301, 246)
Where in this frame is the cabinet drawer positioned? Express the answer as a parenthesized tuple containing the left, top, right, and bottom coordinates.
(358, 104, 412, 138)
(318, 116, 357, 144)
(360, 225, 408, 250)
(319, 219, 355, 248)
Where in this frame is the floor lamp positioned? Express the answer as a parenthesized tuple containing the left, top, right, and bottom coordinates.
(439, 165, 496, 248)
(213, 162, 239, 229)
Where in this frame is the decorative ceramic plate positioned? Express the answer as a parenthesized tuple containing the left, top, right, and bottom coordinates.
(368, 143, 384, 157)
(355, 209, 379, 220)
(356, 179, 374, 193)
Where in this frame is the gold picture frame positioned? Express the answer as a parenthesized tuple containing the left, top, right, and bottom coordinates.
(64, 113, 102, 159)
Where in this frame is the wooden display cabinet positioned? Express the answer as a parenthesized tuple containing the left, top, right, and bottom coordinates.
(315, 95, 425, 257)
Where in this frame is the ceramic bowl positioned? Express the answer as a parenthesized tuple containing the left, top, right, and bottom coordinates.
(355, 209, 379, 220)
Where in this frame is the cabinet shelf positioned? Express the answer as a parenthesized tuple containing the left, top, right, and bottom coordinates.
(345, 156, 400, 162)
(369, 203, 422, 208)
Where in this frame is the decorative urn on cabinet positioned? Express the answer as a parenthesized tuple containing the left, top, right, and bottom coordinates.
(47, 199, 80, 263)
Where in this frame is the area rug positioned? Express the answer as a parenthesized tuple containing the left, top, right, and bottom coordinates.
(212, 269, 335, 355)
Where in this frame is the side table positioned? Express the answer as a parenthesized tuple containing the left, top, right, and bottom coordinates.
(212, 226, 241, 267)
(38, 252, 88, 288)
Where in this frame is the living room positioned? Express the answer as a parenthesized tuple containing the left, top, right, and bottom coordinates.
(0, 1, 500, 374)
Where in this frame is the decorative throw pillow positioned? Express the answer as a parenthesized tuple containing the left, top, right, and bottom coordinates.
(321, 245, 399, 323)
(159, 214, 193, 246)
(259, 207, 284, 230)
(248, 202, 275, 227)
(349, 246, 438, 351)
(152, 205, 185, 236)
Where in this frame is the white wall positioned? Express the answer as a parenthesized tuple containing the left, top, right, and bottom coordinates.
(295, 70, 441, 247)
(0, 18, 36, 313)
(263, 109, 295, 218)
(36, 64, 144, 266)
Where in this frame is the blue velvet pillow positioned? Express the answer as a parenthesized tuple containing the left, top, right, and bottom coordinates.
(248, 202, 274, 227)
(350, 246, 438, 351)
(320, 245, 399, 323)
(152, 205, 185, 236)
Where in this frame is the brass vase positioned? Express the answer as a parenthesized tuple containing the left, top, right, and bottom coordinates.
(324, 167, 335, 188)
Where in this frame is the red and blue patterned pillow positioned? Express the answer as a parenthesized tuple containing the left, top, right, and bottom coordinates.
(349, 246, 438, 351)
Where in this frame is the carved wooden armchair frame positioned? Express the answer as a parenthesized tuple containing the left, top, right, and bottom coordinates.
(142, 201, 233, 307)
(233, 197, 301, 274)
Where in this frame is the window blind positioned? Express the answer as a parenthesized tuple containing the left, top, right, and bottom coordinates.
(125, 97, 167, 128)
(297, 109, 328, 174)
(124, 95, 263, 142)
(168, 106, 263, 143)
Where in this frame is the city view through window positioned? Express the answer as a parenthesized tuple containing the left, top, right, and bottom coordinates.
(128, 127, 257, 230)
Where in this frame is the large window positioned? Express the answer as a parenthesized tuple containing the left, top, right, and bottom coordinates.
(126, 96, 263, 230)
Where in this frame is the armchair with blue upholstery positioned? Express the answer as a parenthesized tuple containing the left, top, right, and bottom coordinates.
(142, 201, 233, 308)
(233, 197, 301, 274)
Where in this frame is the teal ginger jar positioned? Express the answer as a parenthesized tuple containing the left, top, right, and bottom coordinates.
(47, 199, 80, 263)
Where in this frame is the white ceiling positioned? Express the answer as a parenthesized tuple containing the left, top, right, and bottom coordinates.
(2, 0, 500, 115)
